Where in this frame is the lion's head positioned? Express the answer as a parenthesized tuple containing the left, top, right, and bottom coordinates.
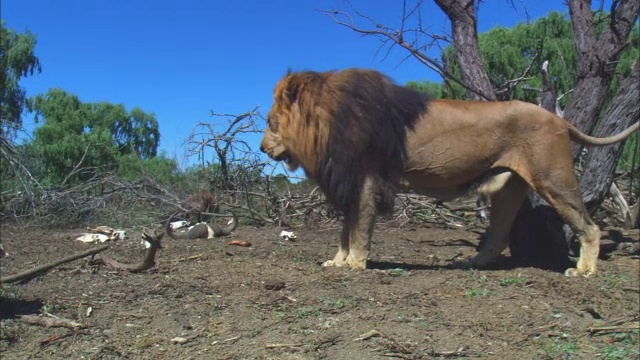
(260, 68, 429, 211)
(260, 70, 333, 175)
(260, 106, 301, 171)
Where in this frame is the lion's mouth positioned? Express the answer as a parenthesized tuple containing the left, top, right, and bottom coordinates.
(270, 146, 289, 162)
(280, 154, 299, 170)
(273, 152, 288, 162)
(268, 145, 299, 170)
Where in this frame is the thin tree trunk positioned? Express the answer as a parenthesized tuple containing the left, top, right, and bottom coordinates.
(434, 0, 496, 101)
(565, 0, 640, 157)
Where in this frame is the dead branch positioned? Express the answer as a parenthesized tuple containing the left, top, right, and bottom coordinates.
(1, 131, 43, 194)
(495, 40, 542, 99)
(92, 231, 162, 273)
(0, 244, 110, 284)
(265, 343, 305, 349)
(19, 314, 85, 329)
(40, 329, 91, 346)
(608, 182, 631, 225)
(320, 4, 492, 100)
(589, 315, 640, 334)
(187, 106, 263, 189)
(225, 202, 275, 224)
(59, 144, 93, 189)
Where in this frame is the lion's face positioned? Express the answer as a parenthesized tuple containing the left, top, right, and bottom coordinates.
(260, 104, 300, 171)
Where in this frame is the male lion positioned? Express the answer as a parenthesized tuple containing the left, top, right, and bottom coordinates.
(260, 68, 639, 276)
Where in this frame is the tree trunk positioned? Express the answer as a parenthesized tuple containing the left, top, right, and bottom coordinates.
(580, 60, 640, 210)
(434, 0, 496, 101)
(565, 0, 640, 157)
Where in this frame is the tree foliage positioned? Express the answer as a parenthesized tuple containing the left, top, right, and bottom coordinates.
(27, 89, 160, 185)
(118, 151, 181, 185)
(439, 11, 638, 105)
(0, 21, 41, 139)
(405, 80, 444, 98)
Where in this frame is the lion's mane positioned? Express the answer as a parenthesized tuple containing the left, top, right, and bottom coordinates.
(273, 69, 430, 212)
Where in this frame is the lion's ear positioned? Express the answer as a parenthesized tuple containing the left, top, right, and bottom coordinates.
(282, 75, 304, 105)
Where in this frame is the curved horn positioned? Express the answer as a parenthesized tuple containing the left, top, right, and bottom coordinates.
(210, 212, 238, 237)
(165, 212, 186, 240)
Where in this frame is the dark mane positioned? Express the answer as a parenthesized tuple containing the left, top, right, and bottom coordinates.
(308, 68, 430, 212)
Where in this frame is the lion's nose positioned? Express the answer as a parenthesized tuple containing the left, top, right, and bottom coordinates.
(259, 144, 266, 153)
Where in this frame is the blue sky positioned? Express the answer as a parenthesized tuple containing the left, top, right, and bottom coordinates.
(2, 0, 573, 171)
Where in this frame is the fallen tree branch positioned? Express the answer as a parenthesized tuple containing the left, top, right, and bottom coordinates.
(40, 329, 91, 347)
(92, 231, 162, 273)
(608, 182, 631, 227)
(0, 244, 110, 284)
(589, 316, 640, 334)
(265, 343, 305, 349)
(19, 314, 84, 329)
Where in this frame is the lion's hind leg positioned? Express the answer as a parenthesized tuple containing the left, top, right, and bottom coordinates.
(469, 172, 529, 268)
(536, 180, 600, 276)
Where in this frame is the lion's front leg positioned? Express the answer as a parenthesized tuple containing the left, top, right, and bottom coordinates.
(322, 177, 377, 270)
(344, 215, 374, 270)
(322, 216, 351, 268)
(344, 177, 377, 270)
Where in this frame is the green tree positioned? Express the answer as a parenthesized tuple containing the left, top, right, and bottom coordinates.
(118, 151, 181, 186)
(405, 80, 444, 98)
(28, 89, 160, 185)
(0, 21, 41, 139)
(436, 11, 638, 107)
(92, 102, 160, 159)
(271, 174, 290, 190)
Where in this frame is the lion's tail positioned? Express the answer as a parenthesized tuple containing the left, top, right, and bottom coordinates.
(568, 121, 639, 146)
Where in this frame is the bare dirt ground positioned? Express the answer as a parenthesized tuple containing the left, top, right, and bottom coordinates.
(1, 221, 638, 360)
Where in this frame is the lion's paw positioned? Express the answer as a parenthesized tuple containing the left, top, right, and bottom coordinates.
(346, 257, 367, 270)
(321, 260, 336, 267)
(564, 267, 594, 277)
(322, 260, 347, 268)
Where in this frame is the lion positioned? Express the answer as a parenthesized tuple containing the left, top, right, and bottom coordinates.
(187, 189, 220, 222)
(260, 68, 640, 276)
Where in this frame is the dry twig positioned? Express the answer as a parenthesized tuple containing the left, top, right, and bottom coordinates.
(589, 316, 640, 334)
(19, 314, 84, 329)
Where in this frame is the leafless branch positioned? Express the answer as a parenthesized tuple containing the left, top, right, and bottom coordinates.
(495, 40, 541, 99)
(319, 5, 493, 100)
(60, 144, 94, 189)
(506, 0, 531, 22)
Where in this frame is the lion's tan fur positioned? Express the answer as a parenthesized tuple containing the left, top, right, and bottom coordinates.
(268, 71, 332, 176)
(187, 189, 219, 218)
(260, 68, 639, 276)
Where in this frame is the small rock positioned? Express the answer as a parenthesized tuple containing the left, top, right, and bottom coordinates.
(264, 280, 286, 291)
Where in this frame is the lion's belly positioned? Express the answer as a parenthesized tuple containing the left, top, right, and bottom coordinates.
(398, 170, 480, 200)
(399, 109, 513, 198)
(399, 134, 502, 200)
